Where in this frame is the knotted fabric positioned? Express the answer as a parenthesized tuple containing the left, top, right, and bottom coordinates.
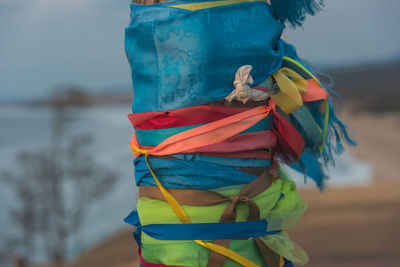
(140, 170, 281, 267)
(271, 67, 307, 114)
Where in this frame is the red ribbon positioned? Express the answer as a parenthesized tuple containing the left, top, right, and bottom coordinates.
(272, 111, 305, 163)
(129, 105, 255, 129)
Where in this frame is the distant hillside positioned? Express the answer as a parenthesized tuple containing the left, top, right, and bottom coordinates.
(327, 60, 400, 112)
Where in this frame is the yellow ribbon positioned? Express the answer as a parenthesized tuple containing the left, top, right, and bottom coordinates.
(271, 67, 307, 114)
(320, 101, 330, 154)
(130, 145, 150, 156)
(144, 155, 261, 267)
(282, 56, 321, 87)
(170, 0, 266, 11)
(279, 255, 285, 267)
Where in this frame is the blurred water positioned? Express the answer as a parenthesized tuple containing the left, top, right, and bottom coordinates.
(0, 104, 373, 263)
(0, 104, 136, 263)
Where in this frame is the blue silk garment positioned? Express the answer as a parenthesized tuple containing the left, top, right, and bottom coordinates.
(125, 0, 285, 113)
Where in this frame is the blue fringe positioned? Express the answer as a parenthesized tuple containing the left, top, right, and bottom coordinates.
(290, 151, 327, 189)
(281, 41, 356, 189)
(323, 98, 357, 161)
(271, 0, 324, 27)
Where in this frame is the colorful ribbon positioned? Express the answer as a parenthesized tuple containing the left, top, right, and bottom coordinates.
(130, 220, 281, 241)
(130, 106, 272, 157)
(271, 67, 308, 114)
(170, 0, 267, 11)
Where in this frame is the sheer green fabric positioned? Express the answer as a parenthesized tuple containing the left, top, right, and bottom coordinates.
(137, 179, 308, 264)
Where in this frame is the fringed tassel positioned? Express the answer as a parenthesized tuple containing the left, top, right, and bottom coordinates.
(309, 94, 356, 168)
(270, 0, 324, 27)
(296, 88, 356, 190)
(321, 99, 357, 163)
(281, 40, 356, 189)
(290, 151, 328, 189)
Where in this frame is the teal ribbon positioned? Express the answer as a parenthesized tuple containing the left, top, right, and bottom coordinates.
(135, 116, 273, 147)
(292, 106, 323, 150)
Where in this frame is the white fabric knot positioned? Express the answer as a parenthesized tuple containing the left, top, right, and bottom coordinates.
(225, 65, 269, 104)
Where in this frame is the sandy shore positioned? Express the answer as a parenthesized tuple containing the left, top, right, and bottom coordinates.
(69, 112, 400, 267)
(291, 183, 400, 267)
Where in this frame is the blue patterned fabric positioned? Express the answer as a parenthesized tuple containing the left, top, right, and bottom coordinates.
(171, 154, 271, 167)
(125, 0, 285, 113)
(134, 156, 262, 189)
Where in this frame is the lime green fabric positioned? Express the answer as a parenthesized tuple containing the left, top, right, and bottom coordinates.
(259, 180, 309, 264)
(142, 240, 267, 267)
(137, 179, 308, 265)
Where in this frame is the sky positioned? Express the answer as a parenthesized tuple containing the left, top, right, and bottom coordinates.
(0, 0, 399, 102)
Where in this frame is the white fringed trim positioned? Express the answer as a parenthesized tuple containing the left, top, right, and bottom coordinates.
(225, 65, 269, 104)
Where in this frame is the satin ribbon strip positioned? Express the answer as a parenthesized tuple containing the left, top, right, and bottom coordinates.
(135, 116, 273, 147)
(130, 105, 256, 129)
(281, 56, 320, 86)
(320, 101, 330, 153)
(180, 131, 276, 154)
(135, 124, 206, 147)
(302, 79, 328, 102)
(255, 78, 327, 104)
(136, 221, 281, 241)
(144, 155, 262, 267)
(169, 0, 267, 11)
(271, 67, 308, 114)
(291, 106, 323, 150)
(137, 148, 273, 160)
(272, 111, 305, 163)
(130, 106, 272, 157)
